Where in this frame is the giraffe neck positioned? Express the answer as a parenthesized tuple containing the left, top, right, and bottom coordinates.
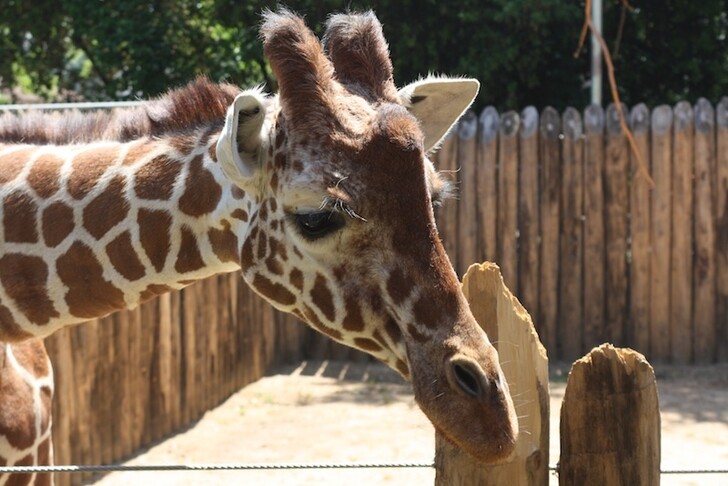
(0, 128, 255, 340)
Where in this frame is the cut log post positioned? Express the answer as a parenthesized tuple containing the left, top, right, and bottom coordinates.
(559, 344, 660, 486)
(435, 262, 549, 485)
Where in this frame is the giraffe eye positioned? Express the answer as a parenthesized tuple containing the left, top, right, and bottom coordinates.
(294, 211, 345, 240)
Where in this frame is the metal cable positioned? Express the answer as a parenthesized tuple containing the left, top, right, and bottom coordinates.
(0, 462, 435, 474)
(1, 463, 726, 475)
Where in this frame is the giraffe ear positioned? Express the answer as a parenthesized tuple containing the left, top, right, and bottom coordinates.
(216, 91, 268, 191)
(398, 77, 480, 153)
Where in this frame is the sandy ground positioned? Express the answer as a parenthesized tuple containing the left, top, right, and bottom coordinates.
(90, 360, 728, 486)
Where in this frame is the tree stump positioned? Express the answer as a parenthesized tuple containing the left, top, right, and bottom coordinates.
(435, 262, 549, 485)
(559, 344, 660, 485)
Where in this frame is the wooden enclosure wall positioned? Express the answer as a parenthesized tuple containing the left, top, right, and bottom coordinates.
(433, 99, 728, 364)
(44, 273, 313, 486)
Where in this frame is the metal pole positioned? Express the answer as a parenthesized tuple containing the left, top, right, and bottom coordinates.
(591, 0, 603, 106)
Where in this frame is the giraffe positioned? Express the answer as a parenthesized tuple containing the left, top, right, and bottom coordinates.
(0, 9, 518, 479)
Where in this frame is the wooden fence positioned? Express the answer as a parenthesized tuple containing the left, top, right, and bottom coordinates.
(44, 273, 314, 486)
(432, 100, 728, 364)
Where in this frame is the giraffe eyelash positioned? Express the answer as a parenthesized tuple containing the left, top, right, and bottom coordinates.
(321, 197, 367, 223)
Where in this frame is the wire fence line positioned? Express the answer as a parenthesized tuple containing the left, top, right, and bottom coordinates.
(1, 462, 727, 476)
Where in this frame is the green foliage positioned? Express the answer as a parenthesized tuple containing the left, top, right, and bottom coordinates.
(1, 0, 728, 110)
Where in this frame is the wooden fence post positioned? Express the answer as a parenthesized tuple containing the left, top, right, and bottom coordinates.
(518, 106, 540, 323)
(435, 262, 549, 485)
(477, 107, 499, 264)
(717, 98, 728, 361)
(583, 104, 606, 350)
(538, 106, 561, 357)
(693, 98, 716, 363)
(649, 105, 672, 362)
(628, 103, 651, 357)
(497, 112, 520, 293)
(559, 108, 584, 360)
(604, 103, 629, 348)
(671, 101, 695, 364)
(559, 344, 660, 485)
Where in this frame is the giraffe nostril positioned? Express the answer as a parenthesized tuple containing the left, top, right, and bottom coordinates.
(448, 358, 486, 399)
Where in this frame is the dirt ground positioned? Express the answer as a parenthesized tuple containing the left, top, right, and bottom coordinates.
(91, 360, 728, 486)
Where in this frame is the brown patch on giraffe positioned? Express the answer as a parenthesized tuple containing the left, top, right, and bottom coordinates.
(67, 144, 120, 200)
(292, 159, 304, 172)
(3, 191, 38, 243)
(138, 209, 172, 272)
(169, 133, 198, 154)
(140, 284, 173, 303)
(57, 241, 126, 319)
(42, 201, 74, 248)
(0, 255, 59, 325)
(257, 231, 269, 260)
(122, 140, 156, 166)
(407, 323, 430, 343)
(175, 226, 205, 273)
(239, 238, 254, 272)
(231, 186, 246, 200)
(384, 316, 403, 345)
(386, 267, 411, 305)
(208, 223, 239, 264)
(354, 337, 383, 352)
(0, 355, 35, 445)
(0, 147, 35, 183)
(134, 154, 182, 200)
(231, 208, 249, 221)
(264, 256, 283, 276)
(412, 292, 451, 330)
(395, 359, 410, 377)
(82, 175, 129, 240)
(12, 338, 50, 379)
(274, 152, 287, 169)
(302, 304, 343, 341)
(269, 198, 278, 213)
(310, 273, 335, 322)
(268, 236, 287, 262)
(258, 202, 268, 222)
(179, 155, 223, 217)
(270, 219, 279, 231)
(36, 439, 52, 484)
(26, 153, 63, 198)
(134, 155, 182, 201)
(251, 273, 296, 306)
(342, 297, 365, 332)
(269, 172, 279, 192)
(292, 245, 303, 259)
(0, 304, 33, 341)
(106, 231, 146, 281)
(289, 268, 303, 290)
(275, 129, 286, 148)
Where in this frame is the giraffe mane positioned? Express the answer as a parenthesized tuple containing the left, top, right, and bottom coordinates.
(0, 77, 241, 145)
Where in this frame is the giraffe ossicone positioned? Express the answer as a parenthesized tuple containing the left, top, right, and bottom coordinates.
(0, 8, 517, 466)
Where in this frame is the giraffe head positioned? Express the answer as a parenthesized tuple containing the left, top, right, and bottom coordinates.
(215, 9, 517, 462)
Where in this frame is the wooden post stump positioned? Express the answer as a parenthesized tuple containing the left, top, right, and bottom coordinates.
(559, 344, 660, 485)
(435, 262, 549, 485)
